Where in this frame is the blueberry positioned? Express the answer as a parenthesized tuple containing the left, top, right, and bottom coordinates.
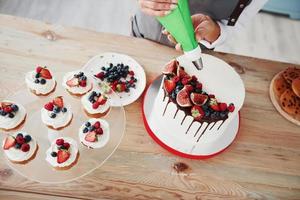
(53, 106, 61, 113)
(81, 76, 87, 81)
(17, 133, 23, 137)
(171, 91, 176, 99)
(85, 122, 91, 127)
(8, 113, 14, 118)
(0, 110, 6, 116)
(101, 66, 106, 70)
(88, 126, 95, 132)
(50, 113, 56, 118)
(205, 110, 210, 117)
(40, 79, 46, 84)
(15, 143, 21, 149)
(211, 112, 219, 119)
(34, 79, 40, 84)
(59, 145, 67, 150)
(35, 73, 40, 78)
(24, 135, 32, 143)
(83, 127, 89, 133)
(78, 72, 84, 77)
(51, 152, 57, 157)
(62, 107, 67, 113)
(11, 104, 19, 112)
(91, 91, 97, 97)
(220, 112, 227, 118)
(109, 63, 113, 68)
(133, 78, 137, 83)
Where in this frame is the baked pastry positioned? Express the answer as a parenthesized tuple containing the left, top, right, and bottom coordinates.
(0, 101, 26, 131)
(79, 118, 110, 149)
(2, 132, 38, 164)
(45, 137, 79, 170)
(25, 66, 56, 96)
(273, 74, 290, 99)
(282, 67, 300, 84)
(292, 78, 300, 98)
(280, 89, 300, 117)
(62, 70, 93, 96)
(41, 96, 73, 130)
(81, 90, 110, 118)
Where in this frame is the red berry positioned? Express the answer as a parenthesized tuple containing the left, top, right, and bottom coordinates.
(63, 142, 70, 150)
(210, 104, 220, 112)
(57, 150, 70, 164)
(36, 66, 43, 73)
(181, 78, 189, 85)
(208, 94, 215, 98)
(44, 102, 54, 111)
(95, 127, 103, 135)
(56, 139, 64, 146)
(92, 102, 100, 109)
(95, 72, 105, 79)
(163, 79, 176, 94)
(173, 76, 180, 83)
(79, 80, 87, 87)
(21, 143, 30, 152)
(16, 135, 25, 144)
(196, 83, 202, 90)
(228, 103, 235, 112)
(185, 85, 194, 92)
(192, 75, 197, 81)
(219, 103, 227, 112)
(40, 68, 52, 79)
(3, 106, 12, 113)
(129, 71, 135, 76)
(94, 121, 101, 129)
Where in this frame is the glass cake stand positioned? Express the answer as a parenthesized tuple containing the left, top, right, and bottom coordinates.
(0, 72, 126, 183)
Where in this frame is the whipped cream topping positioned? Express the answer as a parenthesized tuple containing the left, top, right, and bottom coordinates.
(81, 90, 110, 114)
(3, 131, 37, 162)
(25, 71, 56, 95)
(0, 101, 26, 130)
(79, 118, 110, 149)
(45, 137, 78, 168)
(62, 70, 93, 95)
(41, 103, 72, 129)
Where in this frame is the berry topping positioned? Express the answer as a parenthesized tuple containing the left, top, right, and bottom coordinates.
(57, 150, 70, 164)
(85, 131, 97, 142)
(190, 93, 208, 106)
(3, 106, 12, 113)
(92, 102, 100, 109)
(40, 79, 46, 85)
(83, 127, 89, 133)
(3, 135, 16, 150)
(79, 80, 87, 87)
(21, 143, 30, 152)
(11, 104, 19, 112)
(228, 103, 235, 112)
(94, 121, 101, 129)
(66, 77, 79, 87)
(164, 79, 176, 94)
(63, 142, 70, 150)
(97, 96, 107, 105)
(62, 107, 67, 113)
(16, 135, 25, 145)
(218, 103, 228, 112)
(53, 96, 64, 108)
(85, 122, 91, 127)
(36, 66, 43, 73)
(44, 102, 54, 111)
(95, 127, 103, 135)
(191, 105, 205, 121)
(24, 135, 32, 143)
(176, 87, 192, 107)
(56, 138, 64, 146)
(40, 67, 52, 79)
(51, 152, 57, 157)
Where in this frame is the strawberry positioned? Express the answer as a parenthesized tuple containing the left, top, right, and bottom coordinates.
(57, 150, 70, 164)
(95, 128, 103, 135)
(53, 96, 64, 108)
(219, 103, 227, 112)
(228, 103, 235, 112)
(21, 143, 30, 152)
(40, 68, 52, 79)
(210, 104, 220, 112)
(129, 71, 135, 76)
(63, 142, 70, 150)
(191, 105, 205, 121)
(94, 121, 101, 129)
(79, 80, 87, 87)
(97, 96, 107, 105)
(116, 83, 126, 92)
(44, 102, 54, 111)
(36, 66, 43, 73)
(95, 72, 105, 79)
(66, 77, 79, 87)
(92, 102, 100, 109)
(56, 138, 64, 146)
(85, 131, 97, 142)
(163, 79, 176, 94)
(16, 135, 25, 144)
(3, 106, 12, 113)
(3, 135, 15, 150)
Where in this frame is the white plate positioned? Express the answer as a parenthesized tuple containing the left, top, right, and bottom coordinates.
(82, 52, 146, 106)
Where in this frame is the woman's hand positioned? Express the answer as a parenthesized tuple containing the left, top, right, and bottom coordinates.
(138, 0, 178, 17)
(162, 14, 221, 51)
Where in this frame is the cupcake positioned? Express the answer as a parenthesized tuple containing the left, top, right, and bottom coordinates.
(81, 90, 110, 118)
(79, 118, 110, 149)
(0, 101, 26, 131)
(45, 137, 79, 170)
(25, 66, 56, 96)
(62, 70, 93, 96)
(2, 132, 38, 164)
(41, 96, 73, 130)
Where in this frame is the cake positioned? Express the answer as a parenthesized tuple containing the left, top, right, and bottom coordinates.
(62, 70, 93, 96)
(45, 137, 79, 170)
(0, 101, 26, 131)
(150, 59, 237, 144)
(2, 132, 38, 164)
(78, 118, 110, 149)
(25, 66, 56, 96)
(41, 96, 73, 130)
(81, 90, 110, 118)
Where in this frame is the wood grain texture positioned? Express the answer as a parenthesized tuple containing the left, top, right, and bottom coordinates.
(0, 14, 299, 200)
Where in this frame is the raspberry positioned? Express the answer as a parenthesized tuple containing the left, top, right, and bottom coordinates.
(95, 72, 105, 79)
(56, 139, 64, 146)
(181, 78, 189, 85)
(173, 76, 180, 83)
(129, 71, 135, 76)
(63, 142, 70, 150)
(36, 66, 43, 73)
(196, 83, 202, 90)
(192, 75, 197, 81)
(21, 143, 30, 152)
(3, 106, 12, 113)
(228, 103, 235, 112)
(44, 102, 54, 111)
(79, 80, 87, 87)
(208, 94, 215, 98)
(95, 127, 103, 135)
(16, 135, 25, 144)
(94, 121, 101, 129)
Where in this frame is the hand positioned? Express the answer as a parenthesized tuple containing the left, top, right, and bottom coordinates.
(138, 0, 178, 17)
(162, 14, 221, 51)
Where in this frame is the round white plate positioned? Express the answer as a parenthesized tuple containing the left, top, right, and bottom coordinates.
(82, 52, 146, 106)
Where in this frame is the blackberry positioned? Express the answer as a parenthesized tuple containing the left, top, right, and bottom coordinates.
(34, 79, 40, 84)
(220, 112, 227, 118)
(40, 79, 46, 84)
(109, 63, 113, 68)
(211, 112, 219, 119)
(51, 152, 57, 157)
(24, 135, 32, 143)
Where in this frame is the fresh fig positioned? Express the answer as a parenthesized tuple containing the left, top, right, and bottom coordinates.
(177, 66, 188, 78)
(176, 87, 192, 107)
(190, 93, 208, 106)
(162, 59, 178, 75)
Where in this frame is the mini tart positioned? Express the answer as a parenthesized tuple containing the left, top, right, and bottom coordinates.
(25, 66, 56, 96)
(79, 118, 110, 149)
(81, 90, 110, 118)
(0, 101, 26, 131)
(2, 132, 38, 164)
(41, 96, 73, 130)
(46, 137, 79, 170)
(62, 70, 93, 96)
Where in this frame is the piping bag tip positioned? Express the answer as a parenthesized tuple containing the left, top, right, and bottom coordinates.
(192, 57, 204, 70)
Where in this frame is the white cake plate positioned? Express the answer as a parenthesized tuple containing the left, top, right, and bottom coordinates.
(142, 75, 240, 159)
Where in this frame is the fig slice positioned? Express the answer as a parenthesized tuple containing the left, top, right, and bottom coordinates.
(190, 93, 208, 106)
(176, 87, 192, 107)
(162, 59, 178, 75)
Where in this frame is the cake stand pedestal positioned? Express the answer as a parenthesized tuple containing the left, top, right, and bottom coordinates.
(142, 75, 240, 159)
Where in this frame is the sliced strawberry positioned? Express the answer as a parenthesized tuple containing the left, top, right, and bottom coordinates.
(36, 66, 43, 73)
(85, 131, 97, 142)
(219, 103, 227, 112)
(210, 104, 220, 112)
(3, 135, 15, 150)
(92, 102, 100, 109)
(57, 150, 70, 164)
(44, 102, 54, 111)
(79, 80, 87, 87)
(40, 68, 52, 79)
(191, 105, 205, 121)
(97, 95, 107, 105)
(163, 79, 176, 94)
(66, 77, 79, 87)
(228, 103, 235, 112)
(53, 96, 64, 108)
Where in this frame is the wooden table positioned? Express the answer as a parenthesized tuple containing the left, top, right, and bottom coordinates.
(0, 14, 299, 200)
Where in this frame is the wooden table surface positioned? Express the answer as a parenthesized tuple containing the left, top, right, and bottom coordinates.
(0, 14, 299, 200)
